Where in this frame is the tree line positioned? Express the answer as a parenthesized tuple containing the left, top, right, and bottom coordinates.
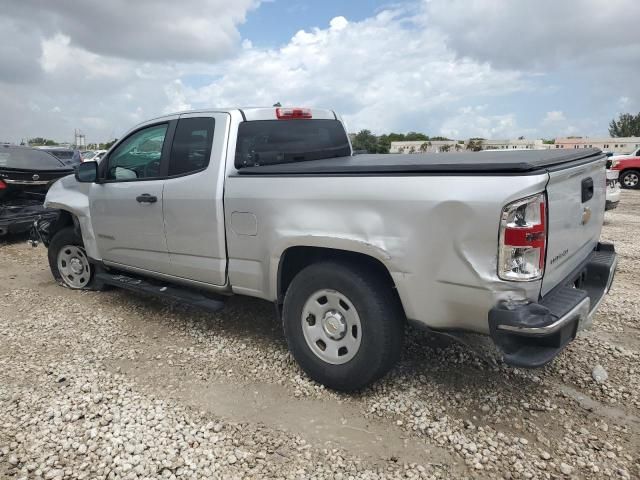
(609, 112, 640, 137)
(351, 112, 640, 154)
(351, 130, 484, 153)
(24, 138, 118, 149)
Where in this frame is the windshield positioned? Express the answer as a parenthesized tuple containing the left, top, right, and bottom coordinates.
(44, 149, 74, 160)
(235, 119, 351, 168)
(0, 146, 68, 170)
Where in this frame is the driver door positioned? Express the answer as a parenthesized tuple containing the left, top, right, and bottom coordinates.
(90, 121, 175, 273)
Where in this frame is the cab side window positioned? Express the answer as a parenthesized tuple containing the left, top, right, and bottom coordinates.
(168, 117, 215, 176)
(106, 124, 168, 181)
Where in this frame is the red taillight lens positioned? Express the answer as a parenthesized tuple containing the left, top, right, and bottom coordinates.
(498, 193, 547, 281)
(0, 179, 6, 190)
(276, 107, 312, 119)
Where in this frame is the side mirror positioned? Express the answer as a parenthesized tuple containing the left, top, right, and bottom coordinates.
(75, 161, 98, 183)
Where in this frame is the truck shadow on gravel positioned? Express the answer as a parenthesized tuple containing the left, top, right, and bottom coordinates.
(111, 287, 547, 396)
(77, 271, 637, 425)
(101, 264, 640, 461)
(0, 232, 30, 245)
(25, 274, 637, 476)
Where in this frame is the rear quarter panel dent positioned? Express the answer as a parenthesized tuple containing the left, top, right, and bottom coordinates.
(224, 174, 548, 332)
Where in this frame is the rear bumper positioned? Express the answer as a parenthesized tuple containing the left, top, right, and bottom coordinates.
(605, 182, 621, 210)
(605, 200, 619, 211)
(489, 242, 617, 368)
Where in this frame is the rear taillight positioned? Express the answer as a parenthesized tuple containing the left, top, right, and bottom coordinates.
(498, 193, 547, 281)
(0, 179, 6, 190)
(276, 107, 312, 119)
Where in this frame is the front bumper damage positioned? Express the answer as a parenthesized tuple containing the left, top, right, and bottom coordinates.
(489, 243, 617, 368)
(0, 199, 58, 237)
(29, 213, 60, 247)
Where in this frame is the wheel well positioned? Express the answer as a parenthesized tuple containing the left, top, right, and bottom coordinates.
(277, 246, 402, 306)
(49, 211, 77, 239)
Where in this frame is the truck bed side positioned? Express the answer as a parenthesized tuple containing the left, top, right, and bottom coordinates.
(224, 173, 549, 333)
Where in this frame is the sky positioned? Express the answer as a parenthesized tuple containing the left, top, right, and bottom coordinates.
(1, 0, 639, 144)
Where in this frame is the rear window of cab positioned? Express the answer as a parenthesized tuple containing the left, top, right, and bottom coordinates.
(235, 119, 351, 169)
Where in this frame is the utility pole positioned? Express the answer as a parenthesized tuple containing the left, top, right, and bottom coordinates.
(74, 129, 86, 149)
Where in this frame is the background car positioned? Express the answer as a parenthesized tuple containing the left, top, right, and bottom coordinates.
(605, 169, 621, 210)
(81, 149, 107, 162)
(610, 147, 640, 161)
(611, 155, 640, 189)
(81, 150, 96, 161)
(36, 146, 82, 166)
(0, 145, 72, 236)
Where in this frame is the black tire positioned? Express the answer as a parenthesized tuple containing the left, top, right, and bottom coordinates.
(620, 170, 640, 189)
(48, 227, 106, 290)
(282, 261, 404, 391)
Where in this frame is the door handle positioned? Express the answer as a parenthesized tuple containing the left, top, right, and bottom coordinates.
(136, 194, 157, 203)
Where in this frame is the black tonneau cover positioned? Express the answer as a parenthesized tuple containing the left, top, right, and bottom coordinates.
(237, 148, 604, 175)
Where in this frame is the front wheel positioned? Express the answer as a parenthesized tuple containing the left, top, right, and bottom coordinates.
(47, 227, 102, 290)
(620, 170, 640, 189)
(282, 261, 404, 391)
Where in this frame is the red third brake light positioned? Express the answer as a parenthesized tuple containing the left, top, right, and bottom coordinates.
(276, 107, 312, 119)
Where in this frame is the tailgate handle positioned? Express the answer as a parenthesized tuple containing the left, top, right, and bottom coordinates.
(581, 177, 594, 203)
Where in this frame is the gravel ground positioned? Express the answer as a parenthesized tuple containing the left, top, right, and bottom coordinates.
(1, 190, 639, 479)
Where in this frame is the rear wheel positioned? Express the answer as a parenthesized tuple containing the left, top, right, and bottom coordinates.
(48, 227, 104, 290)
(620, 170, 640, 189)
(282, 261, 404, 391)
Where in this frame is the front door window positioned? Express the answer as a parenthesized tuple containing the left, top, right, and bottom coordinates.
(106, 124, 168, 180)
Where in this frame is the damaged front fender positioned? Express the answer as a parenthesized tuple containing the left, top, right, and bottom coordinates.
(43, 175, 100, 260)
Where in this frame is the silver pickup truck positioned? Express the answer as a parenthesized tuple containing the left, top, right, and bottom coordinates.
(35, 107, 617, 391)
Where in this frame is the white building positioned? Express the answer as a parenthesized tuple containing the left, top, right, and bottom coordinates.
(389, 138, 546, 153)
(389, 140, 462, 154)
(481, 139, 546, 150)
(554, 137, 640, 153)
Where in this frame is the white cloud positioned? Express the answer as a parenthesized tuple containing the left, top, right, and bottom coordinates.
(424, 0, 640, 71)
(329, 16, 349, 31)
(7, 0, 259, 63)
(618, 96, 631, 109)
(0, 17, 42, 83)
(0, 1, 639, 143)
(439, 106, 525, 139)
(180, 10, 528, 134)
(163, 80, 193, 114)
(543, 111, 566, 124)
(40, 34, 128, 80)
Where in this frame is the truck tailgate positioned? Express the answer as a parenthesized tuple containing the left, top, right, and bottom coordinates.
(542, 157, 606, 295)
